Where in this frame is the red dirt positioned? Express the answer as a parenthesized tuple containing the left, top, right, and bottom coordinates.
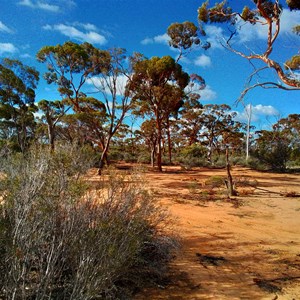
(89, 165, 300, 299)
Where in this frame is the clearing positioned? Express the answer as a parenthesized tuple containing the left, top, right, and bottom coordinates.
(92, 165, 300, 299)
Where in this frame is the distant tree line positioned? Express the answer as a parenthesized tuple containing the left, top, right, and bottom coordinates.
(1, 1, 300, 173)
(0, 42, 300, 172)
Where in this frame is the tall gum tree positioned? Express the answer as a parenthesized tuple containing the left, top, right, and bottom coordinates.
(87, 48, 135, 174)
(37, 99, 67, 151)
(127, 55, 189, 172)
(0, 59, 39, 152)
(37, 42, 134, 173)
(36, 41, 111, 112)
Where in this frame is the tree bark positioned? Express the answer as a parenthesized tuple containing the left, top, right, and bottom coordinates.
(225, 147, 237, 196)
(156, 114, 163, 172)
(98, 139, 111, 175)
(167, 121, 172, 164)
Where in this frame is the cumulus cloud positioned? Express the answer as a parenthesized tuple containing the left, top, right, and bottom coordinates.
(0, 43, 18, 55)
(237, 8, 300, 43)
(204, 25, 226, 50)
(199, 85, 217, 101)
(87, 75, 128, 96)
(186, 83, 217, 101)
(141, 33, 169, 45)
(0, 21, 13, 34)
(194, 54, 212, 68)
(73, 22, 98, 31)
(43, 23, 107, 45)
(235, 104, 279, 122)
(18, 0, 60, 12)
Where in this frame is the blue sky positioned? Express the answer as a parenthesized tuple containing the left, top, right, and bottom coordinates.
(1, 0, 300, 130)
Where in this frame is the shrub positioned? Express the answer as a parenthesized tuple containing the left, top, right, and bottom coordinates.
(0, 144, 177, 299)
(204, 176, 225, 189)
(176, 144, 208, 168)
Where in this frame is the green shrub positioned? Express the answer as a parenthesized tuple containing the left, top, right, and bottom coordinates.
(0, 144, 177, 299)
(204, 175, 225, 189)
(176, 144, 208, 168)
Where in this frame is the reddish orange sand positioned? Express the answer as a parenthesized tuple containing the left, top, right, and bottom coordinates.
(89, 165, 300, 299)
(134, 166, 300, 300)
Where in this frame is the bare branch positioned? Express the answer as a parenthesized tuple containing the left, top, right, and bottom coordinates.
(236, 81, 299, 104)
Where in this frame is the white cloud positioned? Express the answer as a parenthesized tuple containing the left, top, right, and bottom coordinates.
(141, 33, 169, 45)
(20, 53, 32, 58)
(0, 21, 13, 34)
(186, 83, 217, 101)
(87, 75, 129, 96)
(0, 43, 18, 55)
(280, 8, 300, 34)
(252, 104, 278, 116)
(18, 0, 60, 12)
(140, 38, 152, 45)
(43, 23, 107, 45)
(194, 54, 212, 68)
(237, 8, 300, 43)
(204, 25, 226, 50)
(235, 104, 279, 122)
(199, 85, 217, 101)
(74, 22, 97, 31)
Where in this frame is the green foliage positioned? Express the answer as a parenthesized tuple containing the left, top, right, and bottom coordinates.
(204, 175, 224, 188)
(0, 59, 39, 152)
(177, 144, 208, 168)
(253, 130, 291, 172)
(286, 0, 300, 10)
(128, 55, 190, 171)
(285, 55, 300, 71)
(241, 6, 257, 23)
(36, 41, 111, 110)
(292, 25, 300, 35)
(167, 21, 206, 57)
(198, 0, 234, 28)
(0, 144, 177, 299)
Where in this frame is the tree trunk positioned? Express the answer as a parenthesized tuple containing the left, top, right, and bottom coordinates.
(98, 138, 111, 175)
(48, 123, 55, 152)
(166, 120, 172, 164)
(225, 147, 237, 197)
(156, 138, 163, 172)
(150, 147, 155, 167)
(156, 115, 163, 172)
(246, 103, 252, 161)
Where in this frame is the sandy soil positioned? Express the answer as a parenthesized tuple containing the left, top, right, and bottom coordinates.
(130, 166, 300, 300)
(87, 164, 300, 299)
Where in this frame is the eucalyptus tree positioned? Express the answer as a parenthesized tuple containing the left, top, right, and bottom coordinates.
(0, 58, 39, 152)
(137, 119, 158, 167)
(273, 113, 300, 161)
(36, 41, 111, 111)
(167, 21, 203, 62)
(37, 99, 67, 151)
(199, 104, 240, 163)
(197, 0, 300, 99)
(127, 55, 189, 171)
(254, 128, 291, 172)
(87, 48, 135, 173)
(37, 42, 134, 173)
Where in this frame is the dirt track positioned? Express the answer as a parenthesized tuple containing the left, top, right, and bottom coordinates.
(132, 166, 300, 300)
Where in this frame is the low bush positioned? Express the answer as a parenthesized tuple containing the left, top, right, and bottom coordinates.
(176, 144, 208, 168)
(0, 144, 177, 299)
